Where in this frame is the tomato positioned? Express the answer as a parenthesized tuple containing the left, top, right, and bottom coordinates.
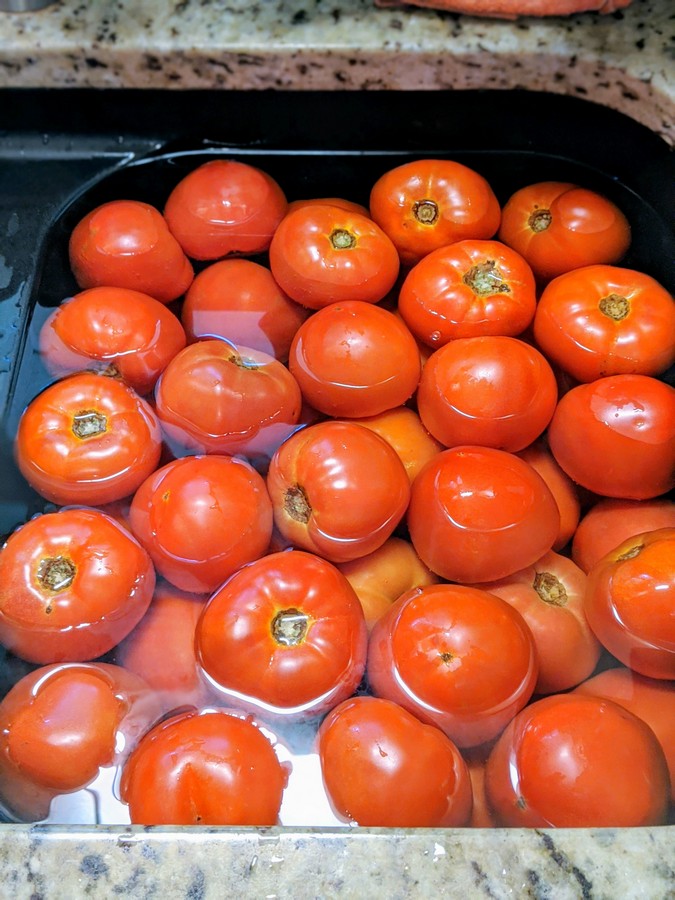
(119, 707, 288, 825)
(317, 695, 472, 827)
(484, 693, 669, 827)
(368, 158, 501, 267)
(287, 197, 370, 217)
(15, 372, 162, 507)
(129, 454, 273, 594)
(397, 239, 536, 348)
(583, 527, 675, 680)
(288, 300, 421, 418)
(163, 159, 288, 260)
(416, 336, 558, 453)
(367, 583, 538, 748)
(498, 181, 631, 283)
(407, 446, 560, 583)
(352, 406, 444, 484)
(572, 497, 675, 573)
(268, 203, 400, 309)
(533, 265, 675, 382)
(39, 286, 187, 396)
(266, 420, 410, 564)
(154, 339, 302, 465)
(0, 507, 155, 664)
(68, 199, 194, 304)
(196, 549, 367, 718)
(0, 662, 160, 822)
(547, 374, 675, 500)
(181, 258, 309, 361)
(516, 438, 581, 551)
(474, 550, 601, 694)
(463, 747, 498, 828)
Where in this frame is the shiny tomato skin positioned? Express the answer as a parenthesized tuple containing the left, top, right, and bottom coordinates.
(583, 527, 675, 680)
(407, 446, 560, 583)
(367, 583, 538, 748)
(547, 374, 675, 500)
(485, 693, 669, 827)
(15, 372, 162, 507)
(0, 507, 155, 664)
(318, 695, 472, 827)
(128, 454, 273, 594)
(516, 438, 581, 551)
(369, 158, 501, 267)
(39, 286, 187, 396)
(287, 196, 371, 217)
(119, 708, 288, 825)
(352, 406, 444, 484)
(163, 159, 288, 260)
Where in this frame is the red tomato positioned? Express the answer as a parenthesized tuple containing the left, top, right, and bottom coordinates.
(352, 406, 444, 484)
(464, 747, 498, 828)
(0, 507, 155, 664)
(163, 159, 288, 260)
(268, 203, 400, 309)
(367, 583, 538, 748)
(533, 265, 675, 382)
(39, 286, 187, 396)
(547, 374, 675, 500)
(129, 454, 273, 594)
(498, 181, 631, 283)
(407, 446, 560, 583)
(485, 693, 669, 827)
(119, 708, 288, 825)
(317, 695, 472, 826)
(516, 438, 581, 551)
(369, 158, 501, 267)
(181, 258, 309, 361)
(416, 336, 558, 453)
(288, 300, 421, 418)
(15, 372, 162, 507)
(266, 420, 411, 564)
(196, 550, 367, 718)
(287, 196, 370, 217)
(68, 199, 194, 304)
(397, 239, 536, 348)
(583, 527, 675, 680)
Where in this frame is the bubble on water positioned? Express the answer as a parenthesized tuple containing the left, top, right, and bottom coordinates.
(429, 331, 442, 343)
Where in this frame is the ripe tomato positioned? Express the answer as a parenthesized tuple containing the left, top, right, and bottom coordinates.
(516, 438, 581, 551)
(317, 695, 472, 827)
(0, 507, 155, 664)
(484, 693, 669, 827)
(368, 158, 501, 267)
(533, 265, 675, 382)
(39, 286, 187, 396)
(68, 199, 194, 304)
(407, 446, 560, 583)
(266, 420, 410, 564)
(416, 336, 558, 453)
(196, 549, 367, 718)
(15, 372, 162, 507)
(397, 239, 536, 348)
(288, 300, 421, 418)
(163, 159, 288, 260)
(268, 203, 400, 309)
(129, 454, 273, 594)
(498, 181, 631, 283)
(287, 197, 370, 217)
(464, 747, 498, 828)
(119, 707, 288, 825)
(367, 583, 538, 748)
(583, 527, 675, 680)
(154, 339, 302, 464)
(181, 258, 309, 361)
(547, 374, 675, 500)
(352, 406, 444, 484)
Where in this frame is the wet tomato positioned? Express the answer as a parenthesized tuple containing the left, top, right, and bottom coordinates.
(351, 406, 444, 484)
(516, 438, 581, 551)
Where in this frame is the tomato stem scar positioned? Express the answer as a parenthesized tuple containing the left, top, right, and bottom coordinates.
(271, 608, 310, 646)
(72, 409, 107, 439)
(528, 208, 552, 232)
(330, 229, 356, 250)
(618, 543, 643, 561)
(533, 571, 567, 607)
(413, 199, 439, 225)
(599, 293, 630, 321)
(463, 260, 510, 295)
(37, 555, 76, 597)
(228, 352, 261, 370)
(284, 485, 311, 523)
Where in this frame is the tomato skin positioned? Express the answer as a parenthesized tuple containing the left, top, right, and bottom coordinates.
(163, 159, 288, 260)
(287, 197, 370, 218)
(268, 204, 400, 310)
(369, 158, 501, 267)
(516, 438, 581, 551)
(119, 708, 288, 825)
(498, 181, 631, 283)
(397, 239, 536, 348)
(318, 696, 472, 827)
(367, 583, 538, 748)
(352, 406, 444, 484)
(407, 446, 560, 583)
(547, 374, 675, 500)
(583, 528, 675, 680)
(485, 693, 669, 827)
(15, 372, 162, 507)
